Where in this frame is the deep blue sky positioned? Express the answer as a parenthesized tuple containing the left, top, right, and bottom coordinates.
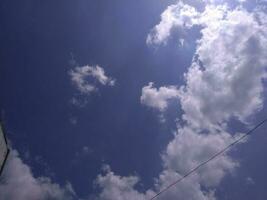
(1, 0, 267, 199)
(0, 0, 185, 196)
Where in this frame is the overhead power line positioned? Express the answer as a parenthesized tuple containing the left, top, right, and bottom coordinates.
(150, 118, 267, 200)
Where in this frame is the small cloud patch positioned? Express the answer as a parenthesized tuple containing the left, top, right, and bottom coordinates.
(69, 65, 115, 95)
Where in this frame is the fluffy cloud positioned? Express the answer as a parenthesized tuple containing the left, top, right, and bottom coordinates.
(69, 65, 115, 95)
(140, 82, 179, 112)
(180, 6, 267, 130)
(93, 166, 152, 200)
(146, 2, 199, 45)
(154, 170, 216, 200)
(163, 128, 238, 187)
(10, 2, 264, 200)
(96, 2, 267, 200)
(147, 2, 267, 130)
(0, 150, 75, 200)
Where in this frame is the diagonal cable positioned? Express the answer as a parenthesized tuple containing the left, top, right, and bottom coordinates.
(150, 118, 267, 200)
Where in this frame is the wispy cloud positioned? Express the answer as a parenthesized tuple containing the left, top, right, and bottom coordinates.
(69, 65, 115, 95)
(68, 64, 116, 110)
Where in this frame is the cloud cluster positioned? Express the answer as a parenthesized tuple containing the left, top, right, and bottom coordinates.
(147, 2, 267, 130)
(2, 1, 267, 200)
(69, 65, 115, 95)
(181, 6, 267, 130)
(0, 150, 75, 200)
(95, 2, 267, 200)
(140, 82, 179, 112)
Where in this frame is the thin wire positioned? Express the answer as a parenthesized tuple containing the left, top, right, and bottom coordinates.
(150, 118, 267, 200)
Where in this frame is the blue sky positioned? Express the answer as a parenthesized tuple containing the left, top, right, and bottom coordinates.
(0, 0, 267, 199)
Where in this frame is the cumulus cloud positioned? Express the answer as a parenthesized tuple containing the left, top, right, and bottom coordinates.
(140, 82, 179, 112)
(146, 2, 199, 45)
(147, 2, 267, 129)
(94, 164, 218, 200)
(69, 65, 115, 95)
(93, 166, 152, 200)
(163, 128, 238, 187)
(180, 6, 267, 130)
(92, 129, 238, 200)
(17, 2, 265, 200)
(95, 2, 267, 200)
(0, 150, 75, 200)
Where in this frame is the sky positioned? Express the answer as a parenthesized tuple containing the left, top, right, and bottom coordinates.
(0, 0, 267, 199)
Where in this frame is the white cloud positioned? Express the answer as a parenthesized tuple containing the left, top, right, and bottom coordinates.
(180, 7, 267, 130)
(146, 2, 199, 45)
(154, 169, 216, 200)
(12, 2, 264, 200)
(93, 126, 237, 200)
(89, 65, 116, 86)
(94, 3, 267, 200)
(94, 166, 152, 200)
(69, 65, 115, 95)
(163, 127, 238, 187)
(0, 150, 75, 200)
(140, 82, 179, 112)
(94, 163, 218, 200)
(148, 2, 267, 129)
